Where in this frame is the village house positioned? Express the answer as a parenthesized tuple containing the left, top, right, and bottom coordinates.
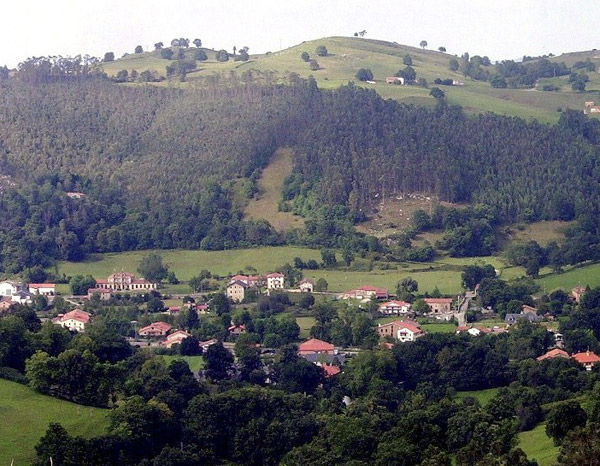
(28, 283, 56, 296)
(424, 298, 453, 314)
(162, 330, 192, 349)
(87, 287, 114, 301)
(377, 320, 424, 342)
(0, 280, 22, 297)
(138, 321, 172, 337)
(378, 300, 411, 315)
(572, 350, 600, 371)
(340, 286, 389, 301)
(521, 304, 538, 315)
(65, 191, 86, 199)
(11, 290, 34, 305)
(200, 338, 218, 351)
(226, 280, 248, 303)
(320, 363, 341, 377)
(195, 303, 209, 314)
(266, 273, 285, 290)
(505, 312, 543, 326)
(572, 286, 587, 303)
(53, 309, 91, 332)
(298, 338, 335, 355)
(298, 279, 315, 293)
(536, 348, 570, 362)
(0, 297, 13, 311)
(230, 274, 264, 288)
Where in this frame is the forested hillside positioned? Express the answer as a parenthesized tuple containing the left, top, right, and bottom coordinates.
(0, 71, 599, 271)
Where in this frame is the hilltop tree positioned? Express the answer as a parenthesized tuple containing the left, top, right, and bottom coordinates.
(134, 45, 143, 54)
(171, 39, 180, 47)
(315, 45, 328, 56)
(160, 48, 174, 60)
(309, 60, 319, 71)
(154, 42, 163, 50)
(103, 52, 114, 62)
(439, 46, 447, 52)
(193, 38, 202, 48)
(194, 49, 208, 61)
(420, 40, 428, 49)
(137, 253, 169, 282)
(403, 54, 413, 66)
(301, 51, 310, 62)
(359, 30, 367, 37)
(449, 58, 459, 71)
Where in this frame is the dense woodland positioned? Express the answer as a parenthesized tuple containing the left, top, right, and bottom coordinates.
(1, 64, 600, 272)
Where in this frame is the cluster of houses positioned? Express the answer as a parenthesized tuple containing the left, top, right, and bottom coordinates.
(87, 272, 158, 301)
(0, 280, 56, 308)
(584, 101, 600, 114)
(226, 273, 314, 303)
(536, 348, 600, 371)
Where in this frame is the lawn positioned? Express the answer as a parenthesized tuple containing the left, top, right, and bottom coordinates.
(160, 355, 205, 372)
(296, 316, 316, 339)
(54, 246, 322, 282)
(0, 379, 109, 465)
(518, 423, 559, 466)
(455, 387, 500, 407)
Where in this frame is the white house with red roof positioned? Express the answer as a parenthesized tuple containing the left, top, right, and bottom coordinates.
(162, 330, 192, 348)
(53, 309, 91, 332)
(377, 320, 424, 342)
(424, 298, 453, 314)
(227, 281, 248, 303)
(298, 279, 315, 293)
(266, 273, 285, 290)
(572, 350, 600, 371)
(138, 321, 172, 337)
(298, 338, 335, 355)
(378, 300, 411, 315)
(0, 280, 22, 297)
(28, 283, 56, 296)
(230, 275, 263, 288)
(320, 364, 341, 377)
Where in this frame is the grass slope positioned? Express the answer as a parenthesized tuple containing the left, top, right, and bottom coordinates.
(244, 148, 305, 231)
(537, 262, 600, 293)
(0, 379, 109, 465)
(160, 355, 205, 372)
(108, 36, 600, 123)
(455, 387, 500, 407)
(518, 424, 559, 466)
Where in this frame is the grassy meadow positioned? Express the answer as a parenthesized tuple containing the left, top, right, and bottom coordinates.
(518, 424, 559, 466)
(160, 355, 205, 372)
(0, 379, 110, 465)
(455, 387, 500, 407)
(537, 262, 600, 293)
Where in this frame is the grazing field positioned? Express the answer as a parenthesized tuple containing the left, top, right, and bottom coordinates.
(518, 424, 559, 466)
(0, 379, 109, 466)
(455, 387, 500, 407)
(54, 246, 322, 282)
(160, 355, 205, 372)
(296, 316, 316, 338)
(244, 148, 305, 232)
(536, 262, 600, 293)
(509, 221, 571, 246)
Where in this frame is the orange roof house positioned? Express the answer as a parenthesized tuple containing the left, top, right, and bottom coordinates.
(572, 350, 600, 370)
(139, 321, 172, 337)
(298, 338, 335, 355)
(536, 348, 570, 361)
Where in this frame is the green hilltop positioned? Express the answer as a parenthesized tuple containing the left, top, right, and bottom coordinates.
(105, 36, 600, 123)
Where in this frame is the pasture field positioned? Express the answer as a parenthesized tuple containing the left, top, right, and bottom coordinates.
(0, 379, 109, 466)
(296, 316, 317, 338)
(536, 262, 600, 293)
(518, 424, 559, 466)
(455, 387, 500, 407)
(160, 355, 205, 372)
(509, 221, 571, 246)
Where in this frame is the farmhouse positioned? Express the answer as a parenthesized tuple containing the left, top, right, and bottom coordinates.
(521, 304, 538, 315)
(572, 350, 600, 371)
(138, 321, 171, 337)
(266, 273, 285, 290)
(11, 290, 33, 305)
(377, 320, 424, 342)
(378, 300, 411, 315)
(505, 312, 543, 326)
(571, 286, 587, 303)
(54, 309, 91, 332)
(226, 280, 248, 303)
(87, 287, 113, 301)
(228, 324, 246, 336)
(0, 280, 22, 297)
(0, 297, 13, 311)
(386, 76, 405, 85)
(230, 275, 264, 287)
(340, 286, 389, 301)
(28, 283, 56, 296)
(162, 330, 192, 348)
(298, 279, 315, 293)
(424, 298, 453, 314)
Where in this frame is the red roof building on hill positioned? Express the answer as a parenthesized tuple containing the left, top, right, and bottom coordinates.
(572, 350, 600, 370)
(320, 364, 341, 377)
(537, 348, 570, 361)
(341, 286, 389, 301)
(298, 338, 335, 355)
(378, 300, 411, 315)
(162, 330, 192, 348)
(54, 309, 91, 332)
(377, 320, 424, 342)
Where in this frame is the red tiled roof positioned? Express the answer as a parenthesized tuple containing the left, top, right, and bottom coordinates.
(298, 338, 335, 353)
(96, 279, 108, 285)
(379, 300, 410, 308)
(379, 320, 422, 334)
(267, 273, 285, 278)
(424, 298, 453, 304)
(321, 364, 341, 377)
(537, 348, 570, 361)
(29, 283, 56, 289)
(139, 321, 171, 333)
(61, 309, 91, 323)
(228, 324, 246, 331)
(573, 351, 600, 364)
(165, 330, 191, 341)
